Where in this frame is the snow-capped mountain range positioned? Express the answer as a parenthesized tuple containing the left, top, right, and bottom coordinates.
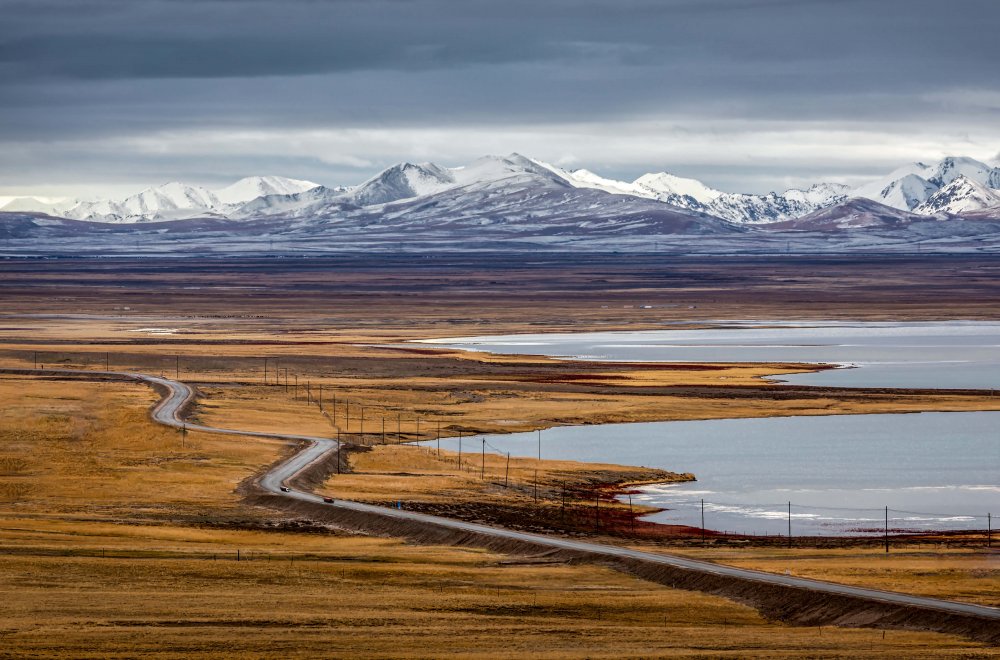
(2, 154, 999, 233)
(1, 176, 321, 223)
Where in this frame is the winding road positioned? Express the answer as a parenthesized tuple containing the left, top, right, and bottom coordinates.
(10, 368, 1000, 629)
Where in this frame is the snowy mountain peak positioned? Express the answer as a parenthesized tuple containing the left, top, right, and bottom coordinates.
(565, 168, 644, 196)
(215, 176, 320, 205)
(852, 156, 1000, 211)
(633, 172, 723, 205)
(925, 156, 994, 189)
(781, 183, 851, 206)
(915, 175, 1000, 215)
(345, 162, 455, 206)
(120, 182, 220, 216)
(0, 196, 78, 215)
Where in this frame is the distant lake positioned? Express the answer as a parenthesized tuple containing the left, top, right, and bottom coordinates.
(419, 321, 1000, 535)
(420, 320, 1000, 390)
(425, 413, 999, 536)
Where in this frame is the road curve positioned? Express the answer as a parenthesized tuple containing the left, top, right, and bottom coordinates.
(7, 367, 1000, 625)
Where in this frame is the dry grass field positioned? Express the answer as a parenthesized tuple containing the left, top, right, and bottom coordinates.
(665, 545, 1000, 608)
(7, 519, 996, 659)
(0, 377, 285, 520)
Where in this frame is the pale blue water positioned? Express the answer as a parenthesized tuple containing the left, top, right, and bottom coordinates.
(424, 413, 999, 536)
(421, 321, 1000, 390)
(418, 321, 1000, 535)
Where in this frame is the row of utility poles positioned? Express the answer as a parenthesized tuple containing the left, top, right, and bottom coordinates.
(27, 351, 993, 545)
(270, 357, 430, 447)
(28, 350, 180, 378)
(272, 365, 567, 518)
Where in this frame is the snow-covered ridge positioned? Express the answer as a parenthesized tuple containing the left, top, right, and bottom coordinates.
(851, 156, 1000, 212)
(1, 176, 322, 223)
(3, 153, 999, 225)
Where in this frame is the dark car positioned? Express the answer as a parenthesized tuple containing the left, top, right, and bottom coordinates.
(279, 486, 291, 493)
(323, 497, 335, 503)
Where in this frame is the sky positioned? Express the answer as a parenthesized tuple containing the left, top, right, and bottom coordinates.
(2, 0, 999, 201)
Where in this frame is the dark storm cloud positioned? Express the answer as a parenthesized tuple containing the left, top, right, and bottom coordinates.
(1, 0, 998, 194)
(4, 0, 997, 82)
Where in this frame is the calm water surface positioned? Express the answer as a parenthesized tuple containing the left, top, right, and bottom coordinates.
(421, 321, 1000, 389)
(425, 413, 999, 536)
(419, 321, 1000, 535)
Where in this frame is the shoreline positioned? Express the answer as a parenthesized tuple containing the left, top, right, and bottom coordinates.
(397, 327, 999, 541)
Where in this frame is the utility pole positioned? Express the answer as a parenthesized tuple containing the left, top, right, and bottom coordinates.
(701, 498, 706, 546)
(988, 513, 992, 548)
(360, 407, 365, 444)
(628, 494, 635, 534)
(345, 400, 350, 430)
(437, 422, 441, 457)
(536, 429, 543, 504)
(595, 494, 599, 532)
(458, 432, 462, 468)
(175, 355, 179, 379)
(397, 413, 401, 444)
(336, 429, 341, 474)
(787, 501, 792, 548)
(885, 506, 889, 553)
(481, 437, 485, 480)
(307, 381, 311, 404)
(504, 452, 510, 487)
(332, 393, 337, 425)
(105, 352, 110, 371)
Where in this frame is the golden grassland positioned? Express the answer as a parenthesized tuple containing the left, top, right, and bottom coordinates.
(6, 379, 998, 657)
(1, 376, 998, 657)
(663, 545, 1000, 608)
(319, 443, 682, 506)
(0, 377, 285, 520)
(7, 518, 995, 659)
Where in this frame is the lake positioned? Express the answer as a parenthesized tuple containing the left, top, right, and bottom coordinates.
(418, 321, 1000, 535)
(424, 413, 999, 536)
(419, 320, 1000, 389)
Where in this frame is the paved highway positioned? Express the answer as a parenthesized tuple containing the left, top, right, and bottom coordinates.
(10, 368, 1000, 624)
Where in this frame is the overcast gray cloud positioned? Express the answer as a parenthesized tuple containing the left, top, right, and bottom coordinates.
(1, 0, 998, 197)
